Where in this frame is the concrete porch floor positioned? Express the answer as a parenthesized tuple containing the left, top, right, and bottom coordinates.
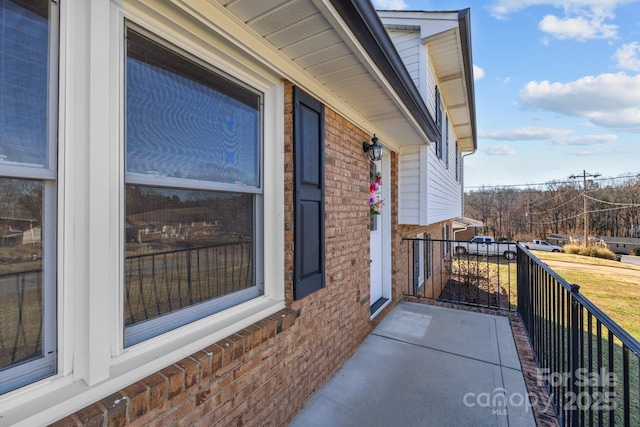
(289, 301, 537, 427)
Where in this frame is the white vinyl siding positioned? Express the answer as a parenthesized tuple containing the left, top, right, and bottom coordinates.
(399, 139, 462, 226)
(426, 55, 437, 122)
(398, 145, 422, 225)
(427, 141, 461, 224)
(390, 20, 462, 227)
(386, 29, 421, 88)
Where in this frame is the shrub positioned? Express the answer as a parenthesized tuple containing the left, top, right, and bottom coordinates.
(562, 244, 582, 255)
(632, 247, 640, 256)
(562, 244, 617, 260)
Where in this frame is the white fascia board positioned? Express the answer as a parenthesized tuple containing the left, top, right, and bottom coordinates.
(377, 11, 459, 40)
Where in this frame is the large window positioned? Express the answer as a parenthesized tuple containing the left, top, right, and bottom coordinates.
(124, 26, 263, 346)
(0, 0, 58, 394)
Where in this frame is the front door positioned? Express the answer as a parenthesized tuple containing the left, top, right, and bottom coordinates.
(369, 161, 383, 306)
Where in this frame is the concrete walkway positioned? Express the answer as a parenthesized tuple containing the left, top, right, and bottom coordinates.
(289, 302, 536, 427)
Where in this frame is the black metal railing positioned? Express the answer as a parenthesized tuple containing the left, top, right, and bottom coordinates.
(518, 245, 640, 427)
(403, 238, 517, 311)
(0, 269, 43, 370)
(125, 241, 253, 325)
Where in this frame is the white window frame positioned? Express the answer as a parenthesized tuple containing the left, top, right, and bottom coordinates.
(0, 0, 59, 395)
(112, 6, 285, 374)
(442, 225, 448, 258)
(122, 23, 266, 347)
(0, 2, 285, 423)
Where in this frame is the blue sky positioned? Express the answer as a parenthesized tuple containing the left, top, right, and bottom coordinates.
(373, 0, 640, 188)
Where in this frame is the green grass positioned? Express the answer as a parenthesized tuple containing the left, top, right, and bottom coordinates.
(533, 251, 640, 340)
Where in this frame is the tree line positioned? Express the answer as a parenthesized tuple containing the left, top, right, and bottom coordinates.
(464, 174, 640, 242)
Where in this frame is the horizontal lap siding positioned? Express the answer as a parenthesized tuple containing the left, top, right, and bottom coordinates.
(387, 30, 421, 94)
(427, 136, 462, 225)
(399, 146, 421, 224)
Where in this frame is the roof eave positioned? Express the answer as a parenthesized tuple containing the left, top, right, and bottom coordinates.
(457, 9, 478, 152)
(328, 0, 439, 143)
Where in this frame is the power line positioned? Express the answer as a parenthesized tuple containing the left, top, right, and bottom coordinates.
(529, 205, 640, 226)
(465, 173, 639, 190)
(584, 194, 640, 207)
(529, 193, 583, 215)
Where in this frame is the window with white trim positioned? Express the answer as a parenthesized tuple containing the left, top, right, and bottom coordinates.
(442, 225, 449, 258)
(417, 233, 425, 286)
(124, 25, 264, 346)
(0, 0, 58, 394)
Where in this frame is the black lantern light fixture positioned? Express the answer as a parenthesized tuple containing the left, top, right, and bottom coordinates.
(363, 134, 383, 161)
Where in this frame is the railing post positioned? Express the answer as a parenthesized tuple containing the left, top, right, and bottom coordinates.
(569, 284, 581, 427)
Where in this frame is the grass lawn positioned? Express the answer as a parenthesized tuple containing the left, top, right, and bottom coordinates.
(532, 251, 640, 340)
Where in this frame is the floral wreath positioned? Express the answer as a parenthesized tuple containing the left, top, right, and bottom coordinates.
(369, 171, 384, 215)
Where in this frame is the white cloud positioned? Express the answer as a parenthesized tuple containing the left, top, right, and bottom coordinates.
(483, 144, 516, 156)
(479, 126, 618, 145)
(488, 0, 637, 20)
(473, 65, 485, 81)
(480, 127, 573, 140)
(519, 72, 640, 131)
(615, 42, 640, 71)
(538, 14, 618, 40)
(558, 134, 618, 145)
(372, 0, 409, 10)
(487, 0, 639, 40)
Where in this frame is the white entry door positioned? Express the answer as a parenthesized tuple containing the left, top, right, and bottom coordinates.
(369, 161, 383, 306)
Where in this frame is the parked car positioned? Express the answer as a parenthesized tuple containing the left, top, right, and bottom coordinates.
(454, 236, 517, 260)
(524, 240, 562, 252)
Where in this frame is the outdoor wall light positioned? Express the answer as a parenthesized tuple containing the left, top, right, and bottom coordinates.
(363, 134, 383, 161)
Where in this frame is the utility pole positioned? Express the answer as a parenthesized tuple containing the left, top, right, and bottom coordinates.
(569, 170, 600, 246)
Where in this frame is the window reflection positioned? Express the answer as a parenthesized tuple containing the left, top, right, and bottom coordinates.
(0, 0, 51, 168)
(126, 30, 260, 185)
(124, 185, 255, 326)
(0, 178, 43, 370)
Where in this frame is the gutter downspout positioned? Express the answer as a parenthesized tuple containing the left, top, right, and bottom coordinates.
(461, 149, 477, 217)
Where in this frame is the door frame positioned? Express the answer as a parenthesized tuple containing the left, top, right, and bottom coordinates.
(370, 151, 392, 319)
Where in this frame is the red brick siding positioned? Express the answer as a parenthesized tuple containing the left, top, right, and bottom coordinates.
(396, 222, 453, 300)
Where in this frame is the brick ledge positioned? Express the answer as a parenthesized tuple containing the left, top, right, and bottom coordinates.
(50, 308, 299, 426)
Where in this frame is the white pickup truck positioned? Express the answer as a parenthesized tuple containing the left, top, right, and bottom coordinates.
(454, 236, 517, 260)
(524, 240, 562, 252)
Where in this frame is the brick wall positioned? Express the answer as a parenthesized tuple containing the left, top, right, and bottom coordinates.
(51, 83, 386, 426)
(396, 222, 453, 300)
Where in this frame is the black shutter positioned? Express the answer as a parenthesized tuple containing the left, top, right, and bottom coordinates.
(435, 86, 442, 159)
(293, 87, 325, 300)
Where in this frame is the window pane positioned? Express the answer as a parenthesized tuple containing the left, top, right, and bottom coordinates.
(124, 185, 255, 327)
(0, 0, 50, 168)
(0, 178, 44, 370)
(126, 29, 260, 186)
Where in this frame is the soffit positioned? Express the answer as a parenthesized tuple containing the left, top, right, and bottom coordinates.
(425, 27, 474, 152)
(213, 0, 430, 150)
(376, 10, 477, 153)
